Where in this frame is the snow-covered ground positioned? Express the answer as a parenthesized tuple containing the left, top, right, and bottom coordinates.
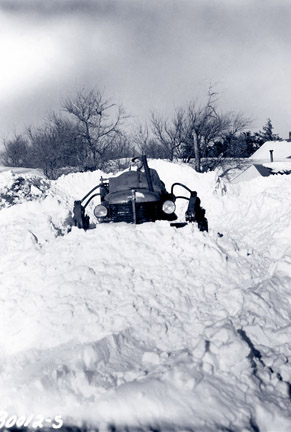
(0, 160, 291, 431)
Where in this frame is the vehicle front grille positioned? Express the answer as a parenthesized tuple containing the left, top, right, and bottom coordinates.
(108, 202, 159, 224)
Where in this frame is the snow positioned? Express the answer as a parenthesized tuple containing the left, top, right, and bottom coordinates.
(251, 140, 291, 160)
(1, 160, 291, 431)
(230, 141, 291, 183)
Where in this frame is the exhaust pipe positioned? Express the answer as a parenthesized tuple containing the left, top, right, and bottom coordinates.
(269, 150, 274, 162)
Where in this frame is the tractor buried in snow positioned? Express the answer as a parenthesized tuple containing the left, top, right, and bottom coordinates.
(73, 155, 208, 232)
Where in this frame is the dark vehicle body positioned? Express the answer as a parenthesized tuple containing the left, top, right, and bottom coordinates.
(73, 156, 208, 231)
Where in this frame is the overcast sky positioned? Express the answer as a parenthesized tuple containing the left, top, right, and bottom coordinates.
(0, 0, 291, 147)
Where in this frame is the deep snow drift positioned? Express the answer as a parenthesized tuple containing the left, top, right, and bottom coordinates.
(0, 161, 291, 431)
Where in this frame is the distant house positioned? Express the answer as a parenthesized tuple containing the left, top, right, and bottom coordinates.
(251, 140, 291, 160)
(231, 140, 291, 183)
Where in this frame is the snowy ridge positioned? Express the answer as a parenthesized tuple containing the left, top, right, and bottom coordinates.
(0, 161, 291, 431)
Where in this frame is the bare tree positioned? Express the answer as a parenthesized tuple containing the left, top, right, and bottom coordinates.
(150, 108, 186, 161)
(132, 122, 151, 153)
(25, 115, 84, 178)
(184, 89, 252, 172)
(63, 88, 127, 169)
(130, 122, 166, 159)
(221, 112, 252, 158)
(47, 114, 86, 168)
(184, 90, 228, 172)
(26, 125, 63, 179)
(1, 134, 30, 167)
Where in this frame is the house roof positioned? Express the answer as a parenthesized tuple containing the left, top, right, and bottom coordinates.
(231, 164, 272, 183)
(251, 140, 291, 160)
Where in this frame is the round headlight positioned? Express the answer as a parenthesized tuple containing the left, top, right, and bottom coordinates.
(94, 204, 108, 218)
(162, 200, 176, 214)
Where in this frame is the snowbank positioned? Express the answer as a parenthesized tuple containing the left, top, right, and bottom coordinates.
(0, 162, 291, 431)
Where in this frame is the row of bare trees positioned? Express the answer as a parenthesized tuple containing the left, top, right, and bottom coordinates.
(1, 87, 280, 177)
(2, 89, 131, 178)
(134, 90, 253, 172)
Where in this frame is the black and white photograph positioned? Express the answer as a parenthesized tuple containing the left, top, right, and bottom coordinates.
(0, 1, 291, 431)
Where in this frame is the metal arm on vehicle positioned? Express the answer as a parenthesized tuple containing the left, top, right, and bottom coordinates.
(79, 181, 105, 205)
(171, 182, 193, 195)
(169, 182, 207, 230)
(73, 178, 109, 229)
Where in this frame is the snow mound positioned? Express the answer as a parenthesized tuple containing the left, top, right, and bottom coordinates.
(0, 172, 50, 209)
(0, 161, 291, 431)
